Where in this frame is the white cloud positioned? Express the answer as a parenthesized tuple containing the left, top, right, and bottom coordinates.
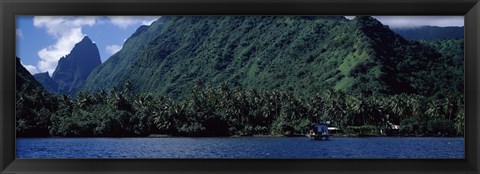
(16, 28, 23, 38)
(141, 18, 158, 26)
(105, 44, 123, 55)
(373, 16, 464, 29)
(34, 16, 97, 37)
(23, 64, 39, 75)
(344, 16, 355, 20)
(33, 16, 98, 74)
(109, 16, 160, 29)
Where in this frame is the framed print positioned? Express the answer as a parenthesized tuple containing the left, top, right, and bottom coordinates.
(1, 0, 479, 173)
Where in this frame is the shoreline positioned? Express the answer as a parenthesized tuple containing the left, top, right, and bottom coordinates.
(17, 134, 464, 138)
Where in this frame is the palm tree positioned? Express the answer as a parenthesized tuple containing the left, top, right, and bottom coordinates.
(76, 92, 91, 109)
(124, 80, 133, 93)
(345, 95, 366, 125)
(453, 108, 464, 135)
(389, 95, 407, 119)
(153, 98, 182, 134)
(442, 96, 455, 121)
(327, 90, 347, 124)
(426, 99, 443, 119)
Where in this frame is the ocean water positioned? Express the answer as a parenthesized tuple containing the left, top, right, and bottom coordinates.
(16, 137, 464, 158)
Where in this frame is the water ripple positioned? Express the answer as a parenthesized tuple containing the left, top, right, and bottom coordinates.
(16, 137, 464, 159)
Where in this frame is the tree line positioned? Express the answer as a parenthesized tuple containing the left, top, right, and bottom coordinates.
(16, 80, 464, 137)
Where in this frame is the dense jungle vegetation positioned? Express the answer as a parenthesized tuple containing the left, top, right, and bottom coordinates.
(17, 75, 464, 137)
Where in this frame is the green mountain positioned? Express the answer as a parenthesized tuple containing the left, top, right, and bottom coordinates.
(421, 38, 464, 65)
(391, 26, 464, 41)
(83, 16, 463, 99)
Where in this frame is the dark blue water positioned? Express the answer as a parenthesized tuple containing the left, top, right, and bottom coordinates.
(16, 137, 464, 158)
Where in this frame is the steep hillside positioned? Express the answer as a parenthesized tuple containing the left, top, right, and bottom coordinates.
(16, 57, 42, 91)
(83, 16, 463, 99)
(392, 26, 464, 41)
(420, 38, 464, 93)
(83, 19, 170, 93)
(16, 57, 57, 137)
(421, 38, 464, 64)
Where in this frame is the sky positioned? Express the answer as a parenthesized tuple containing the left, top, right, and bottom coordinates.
(345, 16, 464, 28)
(16, 16, 464, 76)
(16, 16, 160, 75)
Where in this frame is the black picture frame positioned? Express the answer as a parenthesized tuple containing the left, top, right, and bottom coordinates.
(1, 0, 479, 173)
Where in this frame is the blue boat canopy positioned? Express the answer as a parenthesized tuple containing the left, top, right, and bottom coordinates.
(315, 123, 329, 134)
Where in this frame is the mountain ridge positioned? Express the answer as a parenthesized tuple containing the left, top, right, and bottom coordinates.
(82, 16, 463, 99)
(391, 26, 464, 41)
(33, 72, 58, 92)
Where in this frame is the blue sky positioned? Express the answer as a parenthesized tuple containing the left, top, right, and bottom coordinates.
(16, 16, 464, 76)
(16, 16, 160, 75)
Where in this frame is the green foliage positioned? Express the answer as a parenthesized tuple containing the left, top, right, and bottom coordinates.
(18, 80, 466, 137)
(271, 120, 295, 136)
(419, 39, 464, 94)
(392, 26, 464, 41)
(83, 16, 462, 100)
(454, 108, 464, 135)
(400, 118, 425, 135)
(334, 76, 354, 92)
(344, 125, 378, 136)
(427, 119, 454, 135)
(338, 50, 370, 76)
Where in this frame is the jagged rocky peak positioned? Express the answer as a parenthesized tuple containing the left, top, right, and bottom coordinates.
(55, 36, 100, 67)
(33, 72, 59, 93)
(35, 71, 50, 78)
(48, 35, 102, 96)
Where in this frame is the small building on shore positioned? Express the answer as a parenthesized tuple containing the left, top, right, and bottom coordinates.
(328, 126, 341, 134)
(383, 122, 400, 135)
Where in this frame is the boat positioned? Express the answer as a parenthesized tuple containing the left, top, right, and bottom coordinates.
(307, 123, 331, 141)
